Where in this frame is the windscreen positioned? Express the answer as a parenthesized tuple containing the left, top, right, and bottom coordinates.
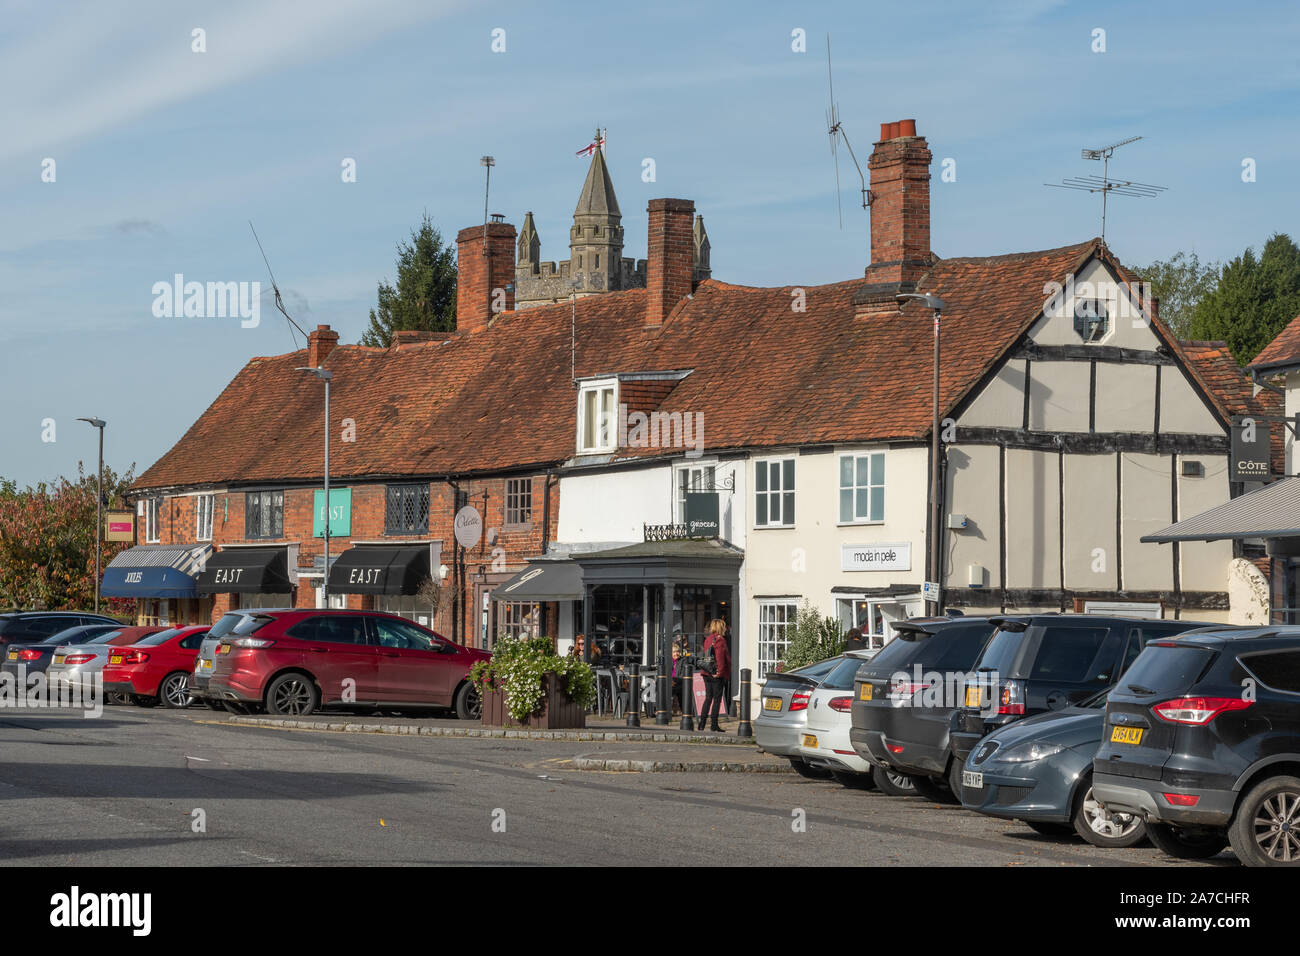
(208, 613, 272, 639)
(134, 628, 182, 647)
(822, 656, 867, 690)
(974, 627, 1023, 673)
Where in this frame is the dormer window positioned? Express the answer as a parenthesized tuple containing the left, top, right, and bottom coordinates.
(1074, 298, 1109, 343)
(577, 378, 618, 454)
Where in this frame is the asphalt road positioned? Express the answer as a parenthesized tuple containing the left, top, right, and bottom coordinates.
(0, 709, 1227, 867)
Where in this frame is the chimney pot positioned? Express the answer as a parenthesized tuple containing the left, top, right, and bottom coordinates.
(899, 118, 917, 137)
(879, 122, 891, 141)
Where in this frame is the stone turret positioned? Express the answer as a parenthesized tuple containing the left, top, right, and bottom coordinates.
(569, 144, 624, 294)
(517, 212, 540, 275)
(693, 215, 711, 283)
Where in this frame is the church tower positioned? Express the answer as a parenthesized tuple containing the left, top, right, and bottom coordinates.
(568, 137, 624, 293)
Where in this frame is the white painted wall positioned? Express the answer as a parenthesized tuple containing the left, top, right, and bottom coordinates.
(556, 464, 673, 543)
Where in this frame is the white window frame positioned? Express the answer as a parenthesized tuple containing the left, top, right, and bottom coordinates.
(497, 601, 540, 647)
(753, 457, 795, 528)
(195, 494, 214, 542)
(145, 497, 162, 543)
(838, 451, 885, 525)
(835, 596, 923, 649)
(576, 378, 618, 454)
(675, 463, 717, 523)
(757, 599, 800, 679)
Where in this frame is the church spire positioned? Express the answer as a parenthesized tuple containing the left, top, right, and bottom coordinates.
(518, 211, 540, 273)
(574, 139, 621, 218)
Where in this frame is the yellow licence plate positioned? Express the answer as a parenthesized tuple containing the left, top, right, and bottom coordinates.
(763, 697, 782, 711)
(200, 659, 213, 671)
(859, 683, 873, 701)
(1111, 726, 1144, 745)
(54, 655, 65, 664)
(801, 734, 818, 749)
(965, 686, 982, 707)
(109, 655, 123, 665)
(6, 652, 16, 660)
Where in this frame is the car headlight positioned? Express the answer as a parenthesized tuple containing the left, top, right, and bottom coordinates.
(996, 741, 1067, 763)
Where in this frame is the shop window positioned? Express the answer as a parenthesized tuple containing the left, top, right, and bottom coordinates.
(497, 601, 539, 645)
(757, 600, 799, 678)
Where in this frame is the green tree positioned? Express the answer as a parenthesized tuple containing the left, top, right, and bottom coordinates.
(359, 212, 458, 347)
(0, 463, 136, 613)
(1185, 234, 1300, 364)
(1133, 250, 1221, 340)
(780, 600, 844, 671)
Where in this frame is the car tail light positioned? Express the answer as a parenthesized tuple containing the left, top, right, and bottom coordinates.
(17, 649, 42, 661)
(889, 682, 928, 702)
(789, 691, 811, 712)
(121, 650, 150, 665)
(997, 679, 1026, 716)
(63, 654, 93, 665)
(1163, 792, 1200, 806)
(1152, 697, 1252, 725)
(887, 743, 904, 754)
(828, 696, 853, 713)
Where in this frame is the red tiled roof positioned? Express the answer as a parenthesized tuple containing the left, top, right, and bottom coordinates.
(1248, 313, 1300, 372)
(134, 237, 1193, 491)
(1181, 340, 1285, 472)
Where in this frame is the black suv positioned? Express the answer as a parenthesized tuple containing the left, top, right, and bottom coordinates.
(850, 616, 997, 797)
(0, 612, 120, 650)
(1094, 627, 1300, 866)
(949, 615, 1208, 784)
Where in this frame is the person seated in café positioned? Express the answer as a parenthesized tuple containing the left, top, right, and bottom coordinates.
(843, 627, 867, 652)
(570, 634, 586, 659)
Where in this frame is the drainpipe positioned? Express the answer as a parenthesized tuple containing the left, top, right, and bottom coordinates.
(541, 469, 555, 555)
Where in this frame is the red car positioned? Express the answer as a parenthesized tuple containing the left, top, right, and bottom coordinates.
(102, 625, 210, 709)
(206, 609, 490, 718)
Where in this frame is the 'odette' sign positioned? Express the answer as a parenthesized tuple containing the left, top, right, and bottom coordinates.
(841, 542, 911, 572)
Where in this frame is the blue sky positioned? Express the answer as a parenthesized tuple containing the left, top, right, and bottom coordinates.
(2, 0, 1297, 489)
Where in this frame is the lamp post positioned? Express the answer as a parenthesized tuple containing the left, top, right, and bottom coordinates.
(896, 293, 945, 616)
(297, 367, 333, 606)
(76, 417, 106, 613)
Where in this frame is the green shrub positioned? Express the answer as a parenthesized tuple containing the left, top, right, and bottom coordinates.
(780, 600, 844, 671)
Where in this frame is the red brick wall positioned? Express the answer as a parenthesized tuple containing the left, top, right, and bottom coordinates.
(456, 222, 517, 334)
(646, 198, 695, 328)
(867, 122, 931, 284)
(136, 473, 559, 641)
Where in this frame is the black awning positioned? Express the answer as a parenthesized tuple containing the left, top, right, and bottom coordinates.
(329, 545, 430, 595)
(196, 547, 291, 594)
(491, 561, 582, 602)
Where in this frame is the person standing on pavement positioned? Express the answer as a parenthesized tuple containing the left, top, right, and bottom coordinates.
(698, 618, 731, 731)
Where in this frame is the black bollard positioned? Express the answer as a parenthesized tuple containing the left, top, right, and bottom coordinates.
(737, 667, 753, 737)
(626, 663, 641, 727)
(656, 658, 670, 726)
(679, 660, 695, 731)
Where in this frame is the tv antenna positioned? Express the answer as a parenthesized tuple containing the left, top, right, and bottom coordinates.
(249, 221, 308, 347)
(825, 35, 870, 231)
(1045, 135, 1166, 242)
(480, 156, 495, 256)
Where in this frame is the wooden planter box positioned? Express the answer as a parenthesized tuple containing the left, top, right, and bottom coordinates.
(480, 672, 587, 729)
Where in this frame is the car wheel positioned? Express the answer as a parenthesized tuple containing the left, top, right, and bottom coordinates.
(831, 769, 877, 790)
(872, 765, 918, 796)
(788, 758, 833, 779)
(265, 673, 320, 717)
(948, 759, 966, 802)
(1073, 783, 1147, 848)
(454, 681, 481, 721)
(1145, 822, 1228, 860)
(106, 692, 131, 706)
(159, 672, 193, 709)
(911, 774, 957, 803)
(1229, 775, 1300, 867)
(1025, 820, 1074, 838)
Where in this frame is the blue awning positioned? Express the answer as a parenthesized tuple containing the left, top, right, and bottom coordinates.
(101, 544, 212, 598)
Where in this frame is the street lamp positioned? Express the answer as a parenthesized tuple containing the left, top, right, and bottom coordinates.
(296, 367, 333, 607)
(76, 417, 106, 613)
(897, 293, 946, 616)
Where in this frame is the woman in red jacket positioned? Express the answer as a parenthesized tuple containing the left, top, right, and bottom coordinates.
(699, 618, 732, 731)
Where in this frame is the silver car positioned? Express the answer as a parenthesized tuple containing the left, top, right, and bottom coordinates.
(46, 626, 166, 699)
(191, 609, 285, 712)
(754, 656, 841, 777)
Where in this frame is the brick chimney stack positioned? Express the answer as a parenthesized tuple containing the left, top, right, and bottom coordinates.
(456, 221, 517, 334)
(855, 119, 933, 317)
(646, 198, 695, 328)
(307, 324, 338, 367)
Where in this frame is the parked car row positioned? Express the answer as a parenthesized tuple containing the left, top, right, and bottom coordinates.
(758, 613, 1300, 867)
